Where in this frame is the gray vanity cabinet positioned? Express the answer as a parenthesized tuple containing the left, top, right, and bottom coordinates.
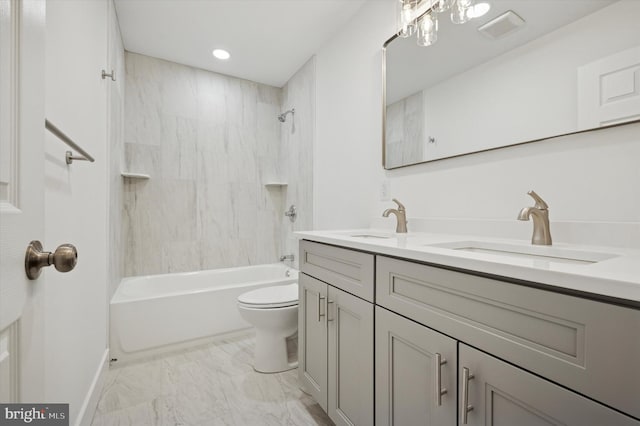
(299, 241, 374, 426)
(375, 306, 456, 426)
(299, 239, 640, 425)
(376, 255, 640, 423)
(298, 272, 328, 410)
(375, 305, 638, 426)
(459, 344, 639, 426)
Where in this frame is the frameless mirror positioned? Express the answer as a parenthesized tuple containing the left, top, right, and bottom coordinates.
(383, 0, 640, 169)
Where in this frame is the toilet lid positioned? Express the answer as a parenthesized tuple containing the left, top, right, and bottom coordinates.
(237, 283, 298, 308)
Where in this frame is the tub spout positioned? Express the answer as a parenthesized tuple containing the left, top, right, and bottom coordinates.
(280, 254, 294, 262)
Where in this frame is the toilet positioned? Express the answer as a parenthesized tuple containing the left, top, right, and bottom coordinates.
(237, 283, 299, 373)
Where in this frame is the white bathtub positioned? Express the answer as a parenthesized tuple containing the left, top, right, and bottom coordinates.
(110, 263, 298, 362)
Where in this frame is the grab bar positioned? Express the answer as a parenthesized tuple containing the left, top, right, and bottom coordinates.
(45, 119, 95, 165)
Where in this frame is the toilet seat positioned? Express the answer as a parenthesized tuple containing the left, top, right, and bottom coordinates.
(237, 283, 298, 309)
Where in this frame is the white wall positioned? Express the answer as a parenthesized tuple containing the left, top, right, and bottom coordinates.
(314, 0, 392, 230)
(314, 0, 640, 248)
(107, 0, 125, 299)
(45, 0, 115, 423)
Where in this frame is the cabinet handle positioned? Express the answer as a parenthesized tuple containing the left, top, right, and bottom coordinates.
(461, 367, 475, 424)
(327, 300, 335, 322)
(318, 294, 326, 322)
(435, 353, 447, 406)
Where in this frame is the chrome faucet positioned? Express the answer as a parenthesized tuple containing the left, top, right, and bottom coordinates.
(280, 254, 294, 262)
(383, 198, 408, 233)
(518, 190, 552, 245)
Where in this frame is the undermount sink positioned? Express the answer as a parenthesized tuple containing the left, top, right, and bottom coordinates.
(348, 233, 393, 239)
(330, 231, 394, 239)
(427, 241, 618, 265)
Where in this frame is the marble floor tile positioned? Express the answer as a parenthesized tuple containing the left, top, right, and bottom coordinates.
(91, 332, 333, 426)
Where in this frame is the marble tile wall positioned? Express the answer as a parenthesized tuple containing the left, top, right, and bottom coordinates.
(123, 52, 287, 276)
(280, 57, 316, 269)
(385, 91, 424, 168)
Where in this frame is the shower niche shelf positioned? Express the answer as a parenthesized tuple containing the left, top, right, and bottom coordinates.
(121, 172, 150, 179)
(264, 182, 288, 187)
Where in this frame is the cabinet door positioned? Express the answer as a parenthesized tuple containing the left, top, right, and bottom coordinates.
(298, 273, 328, 410)
(376, 307, 456, 426)
(327, 286, 374, 426)
(459, 344, 640, 426)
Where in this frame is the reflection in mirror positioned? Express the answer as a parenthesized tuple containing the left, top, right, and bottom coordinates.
(383, 0, 640, 169)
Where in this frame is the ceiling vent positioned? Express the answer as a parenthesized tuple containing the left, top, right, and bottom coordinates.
(478, 10, 525, 40)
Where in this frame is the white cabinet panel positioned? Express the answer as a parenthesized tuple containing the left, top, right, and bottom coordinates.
(0, 322, 18, 402)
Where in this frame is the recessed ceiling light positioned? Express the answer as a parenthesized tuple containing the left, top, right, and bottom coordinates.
(212, 49, 230, 60)
(468, 2, 491, 19)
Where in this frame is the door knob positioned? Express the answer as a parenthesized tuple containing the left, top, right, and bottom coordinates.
(24, 240, 78, 280)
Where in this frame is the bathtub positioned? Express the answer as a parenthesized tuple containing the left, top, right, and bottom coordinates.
(110, 263, 298, 362)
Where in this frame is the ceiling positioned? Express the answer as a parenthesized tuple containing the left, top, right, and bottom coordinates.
(114, 0, 367, 88)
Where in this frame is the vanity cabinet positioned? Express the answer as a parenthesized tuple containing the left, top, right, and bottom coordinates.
(376, 306, 638, 426)
(297, 239, 640, 425)
(299, 241, 374, 426)
(376, 255, 640, 422)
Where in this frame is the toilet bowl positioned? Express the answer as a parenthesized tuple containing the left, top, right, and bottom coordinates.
(237, 283, 299, 373)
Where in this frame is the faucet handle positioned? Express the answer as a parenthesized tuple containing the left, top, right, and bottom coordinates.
(392, 198, 406, 211)
(527, 190, 549, 210)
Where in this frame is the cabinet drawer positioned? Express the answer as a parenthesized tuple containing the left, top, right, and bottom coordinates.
(376, 255, 640, 419)
(300, 240, 374, 302)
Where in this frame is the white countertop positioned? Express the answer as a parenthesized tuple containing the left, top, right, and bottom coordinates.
(295, 229, 640, 306)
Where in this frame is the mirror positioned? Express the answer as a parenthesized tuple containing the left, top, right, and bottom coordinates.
(383, 0, 640, 169)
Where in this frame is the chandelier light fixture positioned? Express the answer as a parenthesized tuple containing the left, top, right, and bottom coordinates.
(397, 0, 491, 46)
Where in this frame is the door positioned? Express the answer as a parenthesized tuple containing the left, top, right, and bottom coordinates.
(0, 0, 46, 402)
(327, 286, 374, 426)
(578, 45, 640, 128)
(298, 273, 328, 410)
(459, 344, 639, 426)
(375, 306, 456, 426)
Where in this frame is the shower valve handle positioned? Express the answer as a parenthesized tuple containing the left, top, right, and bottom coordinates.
(285, 205, 297, 222)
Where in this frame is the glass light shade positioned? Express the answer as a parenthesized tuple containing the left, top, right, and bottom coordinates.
(417, 14, 438, 46)
(397, 0, 418, 38)
(467, 2, 490, 18)
(451, 0, 474, 24)
(431, 0, 454, 13)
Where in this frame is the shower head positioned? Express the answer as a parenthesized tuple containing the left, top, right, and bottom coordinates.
(278, 108, 295, 122)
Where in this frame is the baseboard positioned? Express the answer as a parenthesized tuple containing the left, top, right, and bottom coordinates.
(76, 348, 109, 426)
